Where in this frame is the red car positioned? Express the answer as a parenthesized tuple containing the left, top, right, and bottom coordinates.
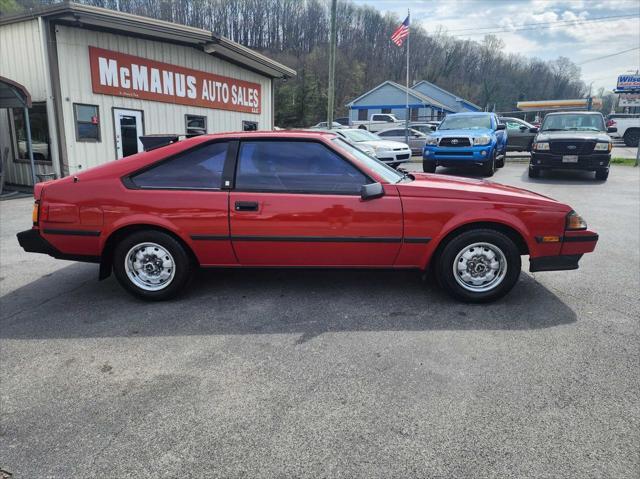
(17, 131, 598, 302)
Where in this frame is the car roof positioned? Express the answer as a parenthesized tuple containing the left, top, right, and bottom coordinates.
(201, 129, 338, 140)
(446, 112, 494, 116)
(545, 111, 603, 116)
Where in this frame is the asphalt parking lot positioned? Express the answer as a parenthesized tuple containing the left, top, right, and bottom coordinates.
(1, 163, 638, 478)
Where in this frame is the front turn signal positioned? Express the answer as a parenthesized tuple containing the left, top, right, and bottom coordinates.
(566, 210, 587, 230)
(32, 201, 39, 225)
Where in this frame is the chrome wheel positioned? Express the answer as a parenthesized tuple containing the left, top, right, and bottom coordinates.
(124, 242, 176, 291)
(453, 242, 507, 293)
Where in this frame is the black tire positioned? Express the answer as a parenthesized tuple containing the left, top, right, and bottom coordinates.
(112, 230, 194, 301)
(435, 229, 522, 303)
(623, 129, 639, 147)
(528, 166, 540, 178)
(595, 168, 609, 181)
(423, 159, 436, 173)
(358, 125, 367, 130)
(496, 155, 505, 168)
(481, 152, 496, 177)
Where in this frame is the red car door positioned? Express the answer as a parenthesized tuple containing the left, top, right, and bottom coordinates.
(229, 139, 403, 266)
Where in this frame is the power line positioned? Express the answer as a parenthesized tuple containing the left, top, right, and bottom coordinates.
(577, 47, 640, 65)
(444, 14, 639, 37)
(445, 13, 638, 33)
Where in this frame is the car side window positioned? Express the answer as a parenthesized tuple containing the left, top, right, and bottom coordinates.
(506, 121, 522, 130)
(235, 141, 367, 194)
(131, 142, 227, 189)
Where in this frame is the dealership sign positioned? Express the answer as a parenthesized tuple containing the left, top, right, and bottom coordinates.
(89, 46, 261, 114)
(616, 74, 640, 93)
(619, 93, 640, 108)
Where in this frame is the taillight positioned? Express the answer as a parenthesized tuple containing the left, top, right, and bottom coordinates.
(32, 201, 40, 225)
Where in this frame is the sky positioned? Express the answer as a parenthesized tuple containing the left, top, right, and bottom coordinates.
(354, 0, 640, 92)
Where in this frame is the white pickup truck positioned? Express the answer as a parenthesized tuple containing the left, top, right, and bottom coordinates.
(350, 113, 405, 132)
(607, 114, 640, 146)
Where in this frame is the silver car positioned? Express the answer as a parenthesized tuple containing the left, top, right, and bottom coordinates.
(377, 127, 427, 155)
(310, 121, 347, 129)
(330, 129, 412, 167)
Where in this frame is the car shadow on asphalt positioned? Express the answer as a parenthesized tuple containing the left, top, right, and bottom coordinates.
(520, 169, 605, 185)
(0, 263, 577, 341)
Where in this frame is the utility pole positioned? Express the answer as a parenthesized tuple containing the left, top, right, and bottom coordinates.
(327, 0, 338, 128)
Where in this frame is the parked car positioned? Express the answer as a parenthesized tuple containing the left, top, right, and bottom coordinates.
(350, 113, 405, 132)
(606, 114, 640, 146)
(423, 112, 508, 177)
(409, 122, 437, 135)
(529, 111, 617, 181)
(499, 117, 537, 151)
(334, 117, 350, 126)
(17, 130, 598, 303)
(310, 121, 346, 130)
(377, 127, 427, 155)
(331, 128, 412, 167)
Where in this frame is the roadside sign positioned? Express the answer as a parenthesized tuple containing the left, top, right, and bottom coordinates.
(618, 93, 640, 107)
(615, 74, 640, 93)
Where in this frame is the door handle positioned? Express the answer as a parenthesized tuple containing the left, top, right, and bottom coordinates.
(235, 201, 259, 212)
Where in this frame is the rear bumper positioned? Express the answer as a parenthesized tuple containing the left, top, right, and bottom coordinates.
(530, 152, 610, 170)
(17, 228, 100, 263)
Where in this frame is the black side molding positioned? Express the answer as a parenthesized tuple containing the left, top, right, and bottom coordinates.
(43, 228, 101, 237)
(530, 254, 583, 272)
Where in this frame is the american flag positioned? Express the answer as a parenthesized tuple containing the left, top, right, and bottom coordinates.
(391, 15, 410, 47)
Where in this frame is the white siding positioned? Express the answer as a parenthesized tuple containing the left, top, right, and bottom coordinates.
(0, 19, 57, 185)
(54, 25, 273, 174)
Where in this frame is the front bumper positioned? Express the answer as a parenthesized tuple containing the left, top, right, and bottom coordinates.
(17, 228, 100, 263)
(376, 149, 412, 165)
(530, 231, 598, 272)
(424, 144, 494, 165)
(530, 152, 610, 170)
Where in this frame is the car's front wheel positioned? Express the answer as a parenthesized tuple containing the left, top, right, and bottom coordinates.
(595, 168, 609, 181)
(528, 166, 540, 178)
(435, 229, 521, 302)
(423, 159, 436, 173)
(113, 230, 194, 301)
(481, 152, 496, 177)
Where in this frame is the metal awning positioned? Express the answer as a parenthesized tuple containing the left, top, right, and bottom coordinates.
(0, 76, 36, 185)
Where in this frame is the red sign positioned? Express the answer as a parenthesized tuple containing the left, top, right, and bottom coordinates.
(89, 46, 261, 114)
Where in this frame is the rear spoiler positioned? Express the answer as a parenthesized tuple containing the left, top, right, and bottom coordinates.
(139, 133, 203, 152)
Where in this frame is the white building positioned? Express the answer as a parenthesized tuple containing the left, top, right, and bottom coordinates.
(0, 2, 295, 187)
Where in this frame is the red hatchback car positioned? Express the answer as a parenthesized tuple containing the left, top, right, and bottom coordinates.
(18, 131, 598, 302)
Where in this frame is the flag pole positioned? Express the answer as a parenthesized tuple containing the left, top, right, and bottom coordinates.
(404, 9, 410, 146)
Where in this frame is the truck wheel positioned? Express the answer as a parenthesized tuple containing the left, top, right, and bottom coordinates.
(435, 229, 521, 303)
(423, 159, 436, 173)
(481, 153, 496, 177)
(595, 168, 609, 181)
(623, 129, 639, 147)
(113, 230, 194, 301)
(358, 125, 367, 131)
(496, 155, 505, 168)
(528, 166, 540, 178)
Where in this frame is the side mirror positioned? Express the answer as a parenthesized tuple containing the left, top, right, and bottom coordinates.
(519, 125, 528, 131)
(529, 127, 539, 134)
(607, 126, 617, 133)
(496, 124, 506, 130)
(361, 182, 384, 201)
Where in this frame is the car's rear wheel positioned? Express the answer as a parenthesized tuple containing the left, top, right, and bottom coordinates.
(423, 159, 436, 173)
(113, 230, 193, 301)
(435, 229, 521, 302)
(595, 168, 609, 181)
(528, 166, 540, 178)
(358, 125, 367, 131)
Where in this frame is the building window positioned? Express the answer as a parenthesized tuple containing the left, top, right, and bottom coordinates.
(242, 121, 258, 131)
(10, 102, 51, 163)
(381, 108, 392, 114)
(185, 114, 207, 136)
(358, 109, 368, 121)
(73, 103, 100, 142)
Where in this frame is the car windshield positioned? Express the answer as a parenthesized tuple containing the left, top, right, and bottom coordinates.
(541, 114, 605, 132)
(339, 129, 381, 142)
(439, 115, 492, 130)
(332, 138, 404, 184)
